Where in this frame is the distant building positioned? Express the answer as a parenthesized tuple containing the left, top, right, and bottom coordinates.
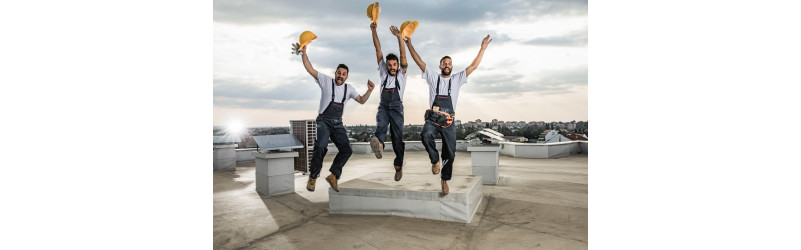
(502, 136, 528, 143)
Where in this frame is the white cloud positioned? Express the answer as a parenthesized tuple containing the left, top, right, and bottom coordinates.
(213, 0, 588, 126)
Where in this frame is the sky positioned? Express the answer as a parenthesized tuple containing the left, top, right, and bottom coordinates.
(213, 0, 588, 127)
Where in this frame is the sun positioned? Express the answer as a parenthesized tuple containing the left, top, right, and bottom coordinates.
(226, 121, 246, 136)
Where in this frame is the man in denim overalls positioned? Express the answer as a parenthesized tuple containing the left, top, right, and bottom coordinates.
(405, 35, 493, 195)
(368, 23, 409, 181)
(299, 43, 375, 192)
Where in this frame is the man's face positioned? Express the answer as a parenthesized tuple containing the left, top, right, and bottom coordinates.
(440, 58, 453, 76)
(386, 59, 399, 76)
(335, 68, 348, 85)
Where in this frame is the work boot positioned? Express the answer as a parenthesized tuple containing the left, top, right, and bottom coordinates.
(325, 174, 339, 192)
(394, 165, 403, 181)
(441, 180, 449, 195)
(306, 176, 317, 192)
(370, 136, 383, 159)
(432, 160, 441, 175)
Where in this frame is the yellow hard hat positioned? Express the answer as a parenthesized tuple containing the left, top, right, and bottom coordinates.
(400, 21, 418, 39)
(366, 2, 380, 23)
(299, 31, 317, 50)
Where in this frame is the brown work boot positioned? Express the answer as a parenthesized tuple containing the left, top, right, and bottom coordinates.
(441, 180, 449, 195)
(306, 176, 317, 192)
(370, 136, 383, 159)
(394, 166, 403, 181)
(432, 160, 441, 175)
(325, 174, 339, 192)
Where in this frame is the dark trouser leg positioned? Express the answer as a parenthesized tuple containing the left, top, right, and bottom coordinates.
(439, 125, 456, 180)
(388, 103, 405, 167)
(309, 118, 330, 178)
(421, 122, 440, 164)
(328, 122, 352, 179)
(374, 105, 390, 144)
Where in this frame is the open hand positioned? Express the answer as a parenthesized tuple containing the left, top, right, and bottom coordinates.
(481, 35, 492, 49)
(390, 25, 401, 38)
(367, 79, 375, 91)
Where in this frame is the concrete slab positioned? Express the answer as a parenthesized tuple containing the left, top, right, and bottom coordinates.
(329, 173, 483, 223)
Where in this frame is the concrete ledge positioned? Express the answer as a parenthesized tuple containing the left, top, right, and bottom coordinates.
(329, 173, 483, 223)
(235, 148, 257, 162)
(579, 141, 588, 154)
(499, 141, 583, 159)
(326, 140, 470, 154)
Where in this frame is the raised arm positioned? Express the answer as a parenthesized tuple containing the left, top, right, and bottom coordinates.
(390, 25, 408, 74)
(371, 23, 383, 65)
(404, 37, 426, 72)
(466, 35, 492, 77)
(301, 45, 319, 80)
(355, 79, 376, 104)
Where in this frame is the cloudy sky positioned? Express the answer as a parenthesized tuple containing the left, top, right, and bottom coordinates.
(213, 0, 587, 127)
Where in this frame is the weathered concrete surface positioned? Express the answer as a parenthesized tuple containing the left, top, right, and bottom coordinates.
(213, 151, 587, 249)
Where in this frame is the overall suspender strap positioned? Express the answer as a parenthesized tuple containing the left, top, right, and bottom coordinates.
(330, 79, 335, 101)
(436, 77, 440, 96)
(342, 84, 347, 103)
(448, 78, 452, 96)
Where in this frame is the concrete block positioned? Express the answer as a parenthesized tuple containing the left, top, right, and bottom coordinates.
(213, 144, 237, 171)
(329, 173, 483, 223)
(213, 158, 236, 171)
(256, 172, 294, 196)
(255, 157, 294, 176)
(472, 166, 499, 185)
(252, 151, 299, 196)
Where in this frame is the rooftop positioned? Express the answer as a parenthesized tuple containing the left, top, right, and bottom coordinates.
(214, 151, 587, 249)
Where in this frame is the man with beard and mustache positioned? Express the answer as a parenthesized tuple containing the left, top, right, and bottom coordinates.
(299, 43, 375, 192)
(405, 35, 492, 195)
(368, 23, 409, 181)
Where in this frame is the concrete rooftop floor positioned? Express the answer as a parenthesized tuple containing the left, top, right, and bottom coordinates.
(214, 150, 588, 250)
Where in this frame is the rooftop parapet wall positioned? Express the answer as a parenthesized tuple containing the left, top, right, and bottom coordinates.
(500, 141, 586, 159)
(320, 140, 587, 159)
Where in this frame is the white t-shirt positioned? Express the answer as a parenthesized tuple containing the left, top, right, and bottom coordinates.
(378, 59, 407, 99)
(421, 66, 468, 109)
(315, 72, 359, 114)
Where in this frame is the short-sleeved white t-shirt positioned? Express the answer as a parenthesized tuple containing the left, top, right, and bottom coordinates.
(421, 67, 467, 109)
(378, 59, 407, 99)
(315, 72, 359, 114)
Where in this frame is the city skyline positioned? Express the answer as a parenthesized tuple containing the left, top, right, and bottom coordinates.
(214, 0, 588, 127)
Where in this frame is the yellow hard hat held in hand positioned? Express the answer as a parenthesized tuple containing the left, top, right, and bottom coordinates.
(292, 31, 317, 55)
(367, 2, 380, 24)
(400, 21, 418, 40)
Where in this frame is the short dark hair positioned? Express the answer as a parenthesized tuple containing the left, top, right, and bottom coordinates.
(440, 56, 452, 64)
(386, 53, 399, 63)
(336, 64, 349, 73)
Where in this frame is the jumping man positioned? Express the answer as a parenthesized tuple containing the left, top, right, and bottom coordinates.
(299, 43, 375, 192)
(369, 22, 409, 181)
(405, 35, 492, 195)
